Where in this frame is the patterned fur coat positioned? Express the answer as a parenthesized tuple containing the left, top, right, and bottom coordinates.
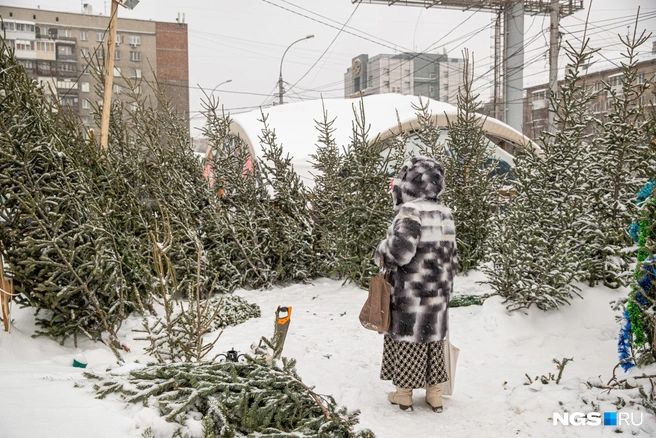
(374, 156, 457, 343)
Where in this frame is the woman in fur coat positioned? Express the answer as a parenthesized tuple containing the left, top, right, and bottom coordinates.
(375, 156, 457, 413)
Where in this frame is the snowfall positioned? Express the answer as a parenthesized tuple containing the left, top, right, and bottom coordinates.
(2, 271, 656, 438)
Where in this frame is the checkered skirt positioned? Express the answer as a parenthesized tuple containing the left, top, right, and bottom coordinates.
(380, 335, 448, 389)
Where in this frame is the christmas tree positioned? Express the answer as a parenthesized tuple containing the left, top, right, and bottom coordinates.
(414, 52, 504, 272)
(484, 36, 597, 310)
(584, 18, 656, 288)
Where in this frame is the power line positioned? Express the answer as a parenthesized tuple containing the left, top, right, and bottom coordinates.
(286, 2, 361, 94)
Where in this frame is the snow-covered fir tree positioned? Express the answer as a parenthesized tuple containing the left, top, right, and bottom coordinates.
(484, 37, 598, 310)
(310, 100, 394, 287)
(0, 37, 128, 354)
(584, 21, 656, 288)
(310, 103, 344, 276)
(256, 111, 315, 282)
(414, 52, 504, 272)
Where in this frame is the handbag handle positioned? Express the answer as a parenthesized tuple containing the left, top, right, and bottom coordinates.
(379, 254, 390, 282)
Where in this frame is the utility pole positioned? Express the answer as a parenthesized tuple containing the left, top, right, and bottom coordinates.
(99, 0, 139, 150)
(99, 0, 119, 150)
(548, 0, 560, 133)
(504, 1, 524, 133)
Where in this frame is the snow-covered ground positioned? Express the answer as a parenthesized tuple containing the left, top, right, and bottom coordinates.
(1, 272, 655, 437)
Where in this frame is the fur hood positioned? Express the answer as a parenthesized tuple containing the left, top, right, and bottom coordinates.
(392, 156, 445, 211)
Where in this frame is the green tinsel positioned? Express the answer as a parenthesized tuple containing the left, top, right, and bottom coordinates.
(627, 193, 655, 348)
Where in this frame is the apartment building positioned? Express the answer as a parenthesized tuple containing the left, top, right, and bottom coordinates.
(0, 5, 189, 133)
(523, 46, 656, 141)
(344, 52, 464, 105)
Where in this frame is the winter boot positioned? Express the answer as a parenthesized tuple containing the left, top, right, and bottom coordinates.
(426, 383, 443, 413)
(388, 387, 413, 411)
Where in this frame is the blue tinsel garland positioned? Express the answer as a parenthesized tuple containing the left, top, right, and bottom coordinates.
(637, 260, 655, 293)
(637, 180, 655, 204)
(618, 309, 636, 371)
(617, 180, 655, 371)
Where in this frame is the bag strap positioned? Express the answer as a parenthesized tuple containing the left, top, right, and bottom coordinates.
(380, 254, 390, 282)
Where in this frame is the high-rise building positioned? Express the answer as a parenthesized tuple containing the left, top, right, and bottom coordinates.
(522, 50, 656, 141)
(344, 52, 464, 105)
(0, 5, 189, 134)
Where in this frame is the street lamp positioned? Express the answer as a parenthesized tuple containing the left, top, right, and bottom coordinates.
(211, 79, 232, 96)
(278, 34, 314, 105)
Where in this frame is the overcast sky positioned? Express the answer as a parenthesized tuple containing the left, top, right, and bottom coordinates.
(2, 0, 655, 136)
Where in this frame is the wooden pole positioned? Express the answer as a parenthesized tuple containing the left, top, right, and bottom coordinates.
(1, 253, 13, 333)
(100, 0, 120, 150)
(548, 0, 560, 134)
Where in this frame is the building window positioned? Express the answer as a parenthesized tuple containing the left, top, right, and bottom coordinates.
(443, 83, 448, 91)
(59, 29, 72, 38)
(81, 47, 89, 57)
(15, 23, 35, 32)
(113, 84, 122, 94)
(82, 99, 90, 109)
(133, 85, 141, 95)
(383, 80, 390, 88)
(383, 67, 389, 75)
(1, 22, 15, 31)
(129, 51, 141, 62)
(129, 35, 141, 46)
(57, 79, 77, 90)
(116, 34, 122, 44)
(59, 45, 73, 56)
(114, 67, 121, 77)
(639, 95, 644, 106)
(96, 32, 104, 42)
(114, 50, 121, 60)
(81, 64, 89, 75)
(58, 62, 76, 73)
(82, 116, 91, 126)
(36, 41, 55, 52)
(532, 90, 547, 101)
(638, 73, 646, 84)
(81, 82, 90, 92)
(38, 61, 51, 71)
(80, 30, 88, 41)
(606, 99, 613, 111)
(15, 40, 33, 51)
(429, 72, 436, 79)
(61, 96, 78, 107)
(592, 103, 600, 113)
(594, 81, 601, 92)
(18, 59, 34, 69)
(608, 75, 622, 87)
(130, 68, 142, 79)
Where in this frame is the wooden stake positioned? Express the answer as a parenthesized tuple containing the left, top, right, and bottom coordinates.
(1, 253, 14, 333)
(100, 0, 120, 150)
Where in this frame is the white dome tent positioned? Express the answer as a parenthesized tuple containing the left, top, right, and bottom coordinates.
(208, 94, 539, 187)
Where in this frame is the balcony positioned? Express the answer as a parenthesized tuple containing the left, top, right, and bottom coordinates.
(36, 65, 55, 76)
(15, 49, 37, 60)
(56, 53, 77, 61)
(56, 69, 78, 78)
